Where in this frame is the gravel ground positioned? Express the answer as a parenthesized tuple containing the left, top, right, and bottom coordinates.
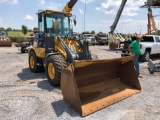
(0, 45, 160, 120)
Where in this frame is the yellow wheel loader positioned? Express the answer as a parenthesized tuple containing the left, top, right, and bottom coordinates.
(28, 9, 97, 86)
(28, 0, 141, 117)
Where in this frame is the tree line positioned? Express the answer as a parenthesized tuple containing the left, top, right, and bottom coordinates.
(0, 25, 38, 35)
(0, 26, 102, 35)
(1, 26, 160, 36)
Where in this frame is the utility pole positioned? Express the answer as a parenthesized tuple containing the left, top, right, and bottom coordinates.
(140, 26, 142, 35)
(84, 0, 87, 31)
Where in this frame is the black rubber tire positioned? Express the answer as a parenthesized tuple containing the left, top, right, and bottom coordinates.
(29, 51, 44, 73)
(46, 54, 67, 86)
(21, 47, 25, 53)
(140, 51, 150, 62)
(109, 42, 116, 50)
(122, 50, 126, 53)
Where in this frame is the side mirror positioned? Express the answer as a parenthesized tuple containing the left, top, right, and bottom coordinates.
(73, 19, 76, 26)
(73, 15, 76, 26)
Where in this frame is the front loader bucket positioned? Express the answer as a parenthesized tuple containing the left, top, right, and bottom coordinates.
(61, 56, 141, 117)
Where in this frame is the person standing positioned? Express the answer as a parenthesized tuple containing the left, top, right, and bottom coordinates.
(128, 35, 143, 78)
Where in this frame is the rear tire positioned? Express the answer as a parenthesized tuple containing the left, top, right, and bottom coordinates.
(29, 51, 44, 73)
(46, 54, 67, 86)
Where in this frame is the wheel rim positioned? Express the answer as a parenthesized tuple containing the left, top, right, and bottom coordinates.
(48, 63, 55, 79)
(30, 56, 34, 68)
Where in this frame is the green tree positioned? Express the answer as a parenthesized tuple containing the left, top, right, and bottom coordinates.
(21, 25, 28, 35)
(0, 27, 5, 30)
(6, 27, 12, 31)
(33, 27, 38, 31)
(157, 30, 160, 35)
(91, 30, 95, 34)
(28, 29, 32, 32)
(99, 31, 103, 34)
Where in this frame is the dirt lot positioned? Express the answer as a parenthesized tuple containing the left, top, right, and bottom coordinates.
(0, 45, 160, 120)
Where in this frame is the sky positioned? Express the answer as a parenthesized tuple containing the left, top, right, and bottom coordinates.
(0, 0, 160, 34)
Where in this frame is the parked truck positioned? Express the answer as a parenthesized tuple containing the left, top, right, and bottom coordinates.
(95, 33, 108, 45)
(82, 31, 97, 45)
(116, 35, 160, 62)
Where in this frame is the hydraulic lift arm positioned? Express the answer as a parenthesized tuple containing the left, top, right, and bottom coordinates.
(62, 0, 78, 13)
(110, 0, 127, 33)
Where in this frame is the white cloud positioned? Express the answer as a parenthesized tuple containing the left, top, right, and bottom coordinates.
(23, 15, 34, 20)
(96, 0, 144, 17)
(80, 0, 93, 4)
(84, 19, 148, 34)
(37, 0, 45, 5)
(45, 3, 62, 10)
(37, 1, 62, 10)
(121, 19, 133, 23)
(116, 20, 148, 34)
(0, 0, 18, 4)
(79, 8, 84, 15)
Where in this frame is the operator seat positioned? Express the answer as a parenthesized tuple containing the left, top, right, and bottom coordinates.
(52, 18, 60, 34)
(54, 18, 59, 29)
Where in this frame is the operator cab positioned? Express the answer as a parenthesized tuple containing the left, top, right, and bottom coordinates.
(38, 10, 70, 38)
(36, 10, 72, 52)
(0, 30, 8, 36)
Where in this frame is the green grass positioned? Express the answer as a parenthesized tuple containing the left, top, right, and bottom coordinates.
(8, 31, 33, 37)
(8, 31, 33, 42)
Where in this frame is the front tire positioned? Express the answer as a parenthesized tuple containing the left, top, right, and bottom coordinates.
(46, 54, 67, 86)
(140, 51, 150, 62)
(21, 47, 25, 53)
